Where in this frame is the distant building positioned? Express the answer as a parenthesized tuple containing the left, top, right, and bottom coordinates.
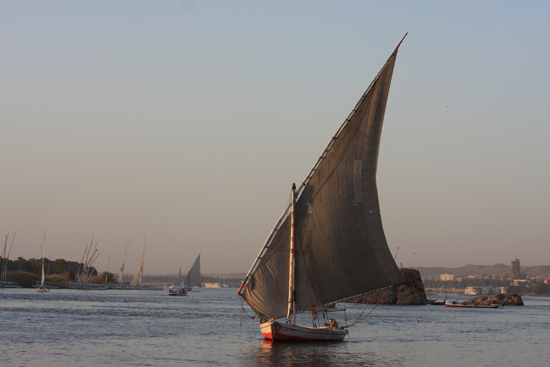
(465, 286, 482, 295)
(499, 274, 510, 281)
(440, 274, 455, 281)
(511, 279, 531, 287)
(511, 259, 520, 280)
(465, 286, 505, 295)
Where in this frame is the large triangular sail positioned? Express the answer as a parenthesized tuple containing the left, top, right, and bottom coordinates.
(186, 254, 201, 288)
(239, 40, 405, 320)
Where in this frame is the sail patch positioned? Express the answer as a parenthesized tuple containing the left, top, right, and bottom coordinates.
(354, 160, 363, 202)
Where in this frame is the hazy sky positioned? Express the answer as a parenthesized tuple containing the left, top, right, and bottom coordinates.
(1, 1, 549, 276)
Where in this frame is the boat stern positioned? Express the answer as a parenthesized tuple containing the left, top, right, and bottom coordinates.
(260, 319, 278, 340)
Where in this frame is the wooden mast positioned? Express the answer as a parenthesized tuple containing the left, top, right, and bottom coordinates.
(286, 183, 297, 324)
(41, 233, 46, 287)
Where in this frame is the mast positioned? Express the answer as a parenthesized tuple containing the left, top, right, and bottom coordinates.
(118, 240, 129, 286)
(105, 252, 111, 284)
(1, 234, 7, 284)
(41, 233, 46, 287)
(139, 236, 146, 286)
(7, 232, 16, 259)
(286, 183, 296, 324)
(80, 234, 94, 285)
(84, 242, 99, 284)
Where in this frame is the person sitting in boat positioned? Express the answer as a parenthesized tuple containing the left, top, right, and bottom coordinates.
(327, 319, 342, 330)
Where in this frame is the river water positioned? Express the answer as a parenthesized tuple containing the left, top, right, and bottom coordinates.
(1, 288, 548, 366)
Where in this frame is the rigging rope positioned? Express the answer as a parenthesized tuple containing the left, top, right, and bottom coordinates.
(240, 298, 256, 321)
(346, 289, 388, 328)
(346, 277, 422, 328)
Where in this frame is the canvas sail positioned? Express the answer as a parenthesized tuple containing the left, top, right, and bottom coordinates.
(40, 238, 46, 286)
(240, 45, 404, 320)
(186, 254, 201, 288)
(130, 241, 146, 287)
(118, 240, 129, 285)
(130, 263, 143, 287)
(174, 267, 184, 285)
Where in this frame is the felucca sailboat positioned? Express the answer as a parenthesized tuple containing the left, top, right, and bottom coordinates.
(185, 254, 201, 290)
(130, 239, 146, 288)
(37, 233, 50, 293)
(238, 35, 407, 341)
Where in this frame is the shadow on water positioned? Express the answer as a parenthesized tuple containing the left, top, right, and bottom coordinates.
(241, 339, 401, 367)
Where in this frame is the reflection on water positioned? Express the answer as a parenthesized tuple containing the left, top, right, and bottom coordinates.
(243, 339, 402, 367)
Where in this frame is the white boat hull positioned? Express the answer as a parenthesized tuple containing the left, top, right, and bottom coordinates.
(168, 285, 187, 296)
(260, 319, 348, 341)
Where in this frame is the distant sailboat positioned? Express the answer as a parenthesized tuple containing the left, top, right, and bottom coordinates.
(168, 267, 187, 296)
(445, 300, 499, 308)
(118, 240, 129, 286)
(130, 238, 146, 288)
(74, 234, 101, 289)
(105, 252, 111, 285)
(186, 254, 201, 289)
(1, 234, 10, 286)
(238, 35, 407, 341)
(37, 233, 50, 293)
(1, 233, 19, 288)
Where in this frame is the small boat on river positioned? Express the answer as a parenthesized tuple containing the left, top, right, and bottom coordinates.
(168, 285, 187, 296)
(445, 300, 499, 308)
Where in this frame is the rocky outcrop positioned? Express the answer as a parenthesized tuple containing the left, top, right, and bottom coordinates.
(345, 268, 427, 305)
(464, 293, 524, 306)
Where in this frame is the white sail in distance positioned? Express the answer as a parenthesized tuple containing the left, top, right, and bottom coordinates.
(118, 240, 129, 285)
(130, 238, 146, 287)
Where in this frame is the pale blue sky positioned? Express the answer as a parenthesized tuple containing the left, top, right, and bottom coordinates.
(1, 1, 549, 275)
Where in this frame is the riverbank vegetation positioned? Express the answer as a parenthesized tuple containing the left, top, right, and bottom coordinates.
(1, 257, 96, 288)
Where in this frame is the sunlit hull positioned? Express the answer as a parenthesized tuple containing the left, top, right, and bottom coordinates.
(36, 286, 50, 293)
(260, 319, 348, 341)
(445, 300, 498, 308)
